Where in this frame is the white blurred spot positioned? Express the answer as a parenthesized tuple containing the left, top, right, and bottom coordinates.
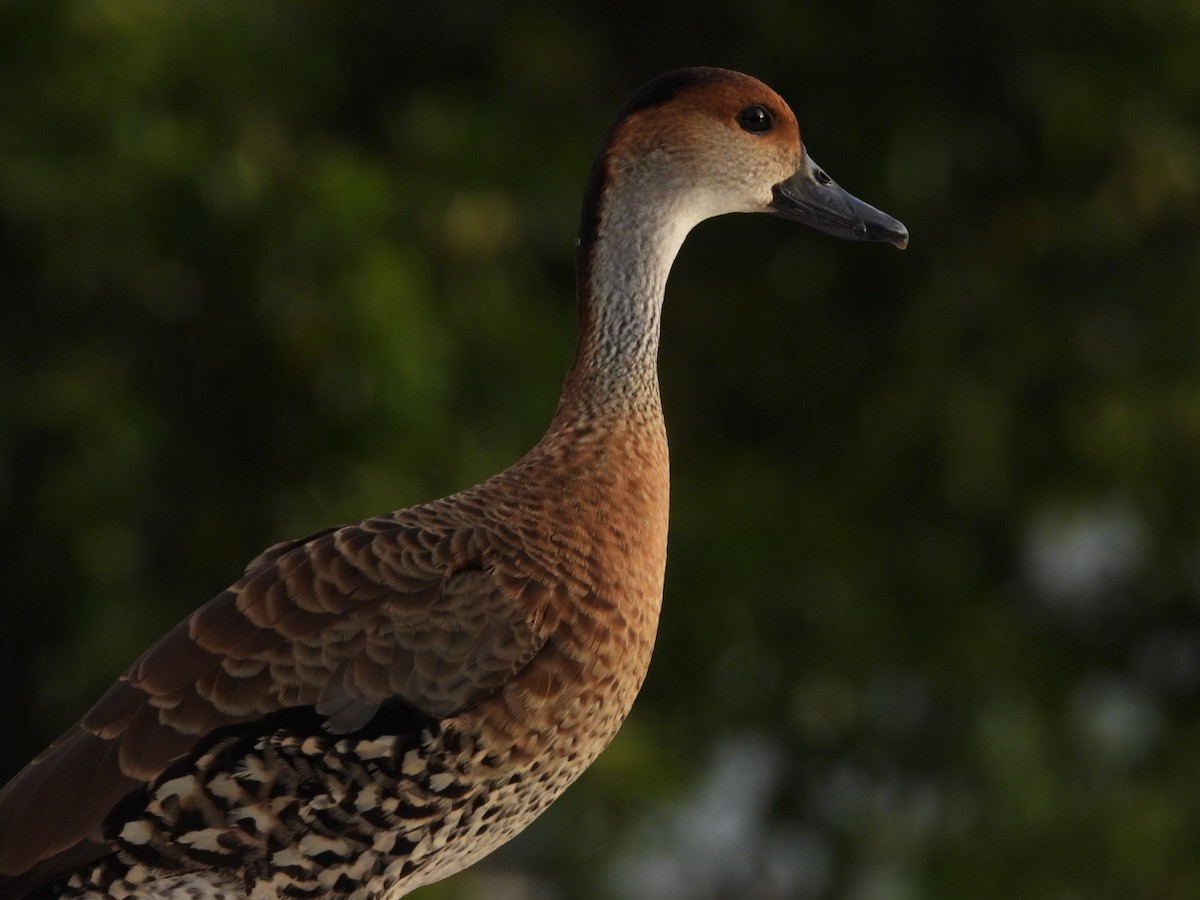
(1021, 501, 1145, 613)
(609, 734, 832, 900)
(1070, 675, 1163, 769)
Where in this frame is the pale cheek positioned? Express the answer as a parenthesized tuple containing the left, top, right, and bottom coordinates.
(679, 168, 775, 217)
(744, 184, 777, 213)
(705, 184, 774, 216)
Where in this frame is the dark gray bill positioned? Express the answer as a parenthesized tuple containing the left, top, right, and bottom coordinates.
(770, 157, 908, 249)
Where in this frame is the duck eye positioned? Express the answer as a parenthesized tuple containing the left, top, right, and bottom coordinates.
(736, 104, 774, 134)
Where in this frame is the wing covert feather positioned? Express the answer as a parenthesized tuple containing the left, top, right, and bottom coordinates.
(0, 516, 550, 885)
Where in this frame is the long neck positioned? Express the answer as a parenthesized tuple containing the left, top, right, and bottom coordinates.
(555, 170, 694, 423)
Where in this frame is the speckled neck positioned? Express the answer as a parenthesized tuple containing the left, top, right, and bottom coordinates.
(556, 158, 695, 423)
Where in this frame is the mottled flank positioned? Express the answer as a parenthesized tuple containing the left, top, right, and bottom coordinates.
(64, 711, 592, 899)
(0, 67, 904, 899)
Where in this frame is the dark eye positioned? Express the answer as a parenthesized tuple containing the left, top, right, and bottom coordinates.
(736, 104, 774, 134)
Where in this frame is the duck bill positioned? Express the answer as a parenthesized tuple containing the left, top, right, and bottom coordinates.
(770, 157, 909, 249)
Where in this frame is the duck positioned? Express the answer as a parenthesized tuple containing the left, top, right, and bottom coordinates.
(0, 66, 907, 900)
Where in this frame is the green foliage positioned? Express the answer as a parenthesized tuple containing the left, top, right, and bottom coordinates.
(2, 1, 1199, 897)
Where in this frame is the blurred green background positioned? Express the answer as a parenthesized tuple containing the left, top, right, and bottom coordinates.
(2, 1, 1199, 897)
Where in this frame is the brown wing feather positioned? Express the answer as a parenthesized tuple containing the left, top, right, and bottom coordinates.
(0, 512, 549, 888)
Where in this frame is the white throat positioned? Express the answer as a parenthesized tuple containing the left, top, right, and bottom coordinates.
(567, 178, 711, 414)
